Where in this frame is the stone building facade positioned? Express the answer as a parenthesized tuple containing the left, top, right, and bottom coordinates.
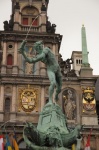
(0, 0, 99, 149)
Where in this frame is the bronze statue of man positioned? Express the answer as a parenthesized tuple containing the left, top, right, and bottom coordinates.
(19, 40, 62, 103)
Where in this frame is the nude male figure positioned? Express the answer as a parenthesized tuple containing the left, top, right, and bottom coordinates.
(19, 40, 62, 103)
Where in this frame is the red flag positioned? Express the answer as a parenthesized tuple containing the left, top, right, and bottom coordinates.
(0, 135, 4, 150)
(84, 128, 92, 150)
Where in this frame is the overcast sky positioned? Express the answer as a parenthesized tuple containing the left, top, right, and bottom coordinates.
(0, 0, 99, 75)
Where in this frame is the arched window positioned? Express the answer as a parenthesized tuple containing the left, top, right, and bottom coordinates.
(5, 97, 10, 112)
(22, 6, 39, 26)
(7, 54, 13, 65)
(76, 59, 78, 64)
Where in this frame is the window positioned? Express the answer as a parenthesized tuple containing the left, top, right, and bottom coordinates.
(8, 44, 13, 49)
(5, 98, 10, 112)
(32, 18, 38, 26)
(22, 18, 28, 25)
(76, 59, 78, 64)
(7, 54, 13, 65)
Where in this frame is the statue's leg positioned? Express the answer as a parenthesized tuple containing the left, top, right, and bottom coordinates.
(47, 70, 56, 103)
(55, 71, 62, 101)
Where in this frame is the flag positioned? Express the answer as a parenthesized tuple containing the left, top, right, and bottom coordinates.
(0, 135, 4, 150)
(72, 144, 76, 150)
(6, 135, 12, 150)
(84, 128, 92, 150)
(12, 128, 19, 150)
(12, 138, 19, 150)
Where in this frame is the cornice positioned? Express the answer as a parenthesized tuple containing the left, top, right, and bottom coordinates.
(0, 31, 62, 44)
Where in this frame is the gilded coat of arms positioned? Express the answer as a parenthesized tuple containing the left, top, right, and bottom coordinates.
(82, 87, 96, 114)
(18, 85, 39, 113)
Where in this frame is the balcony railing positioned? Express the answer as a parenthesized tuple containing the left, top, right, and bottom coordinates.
(21, 25, 40, 32)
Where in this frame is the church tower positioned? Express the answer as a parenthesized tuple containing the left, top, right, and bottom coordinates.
(11, 0, 49, 32)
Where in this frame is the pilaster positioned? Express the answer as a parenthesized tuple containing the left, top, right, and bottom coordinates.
(0, 85, 4, 121)
(10, 85, 17, 120)
(12, 42, 18, 74)
(13, 9, 20, 30)
(40, 86, 45, 111)
(40, 62, 46, 76)
(40, 11, 46, 32)
(96, 136, 99, 150)
(52, 43, 56, 55)
(1, 42, 7, 74)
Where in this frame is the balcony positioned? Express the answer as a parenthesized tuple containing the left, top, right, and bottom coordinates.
(20, 25, 40, 32)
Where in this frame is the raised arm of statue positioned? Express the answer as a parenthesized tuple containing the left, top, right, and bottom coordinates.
(19, 40, 62, 104)
(18, 40, 45, 63)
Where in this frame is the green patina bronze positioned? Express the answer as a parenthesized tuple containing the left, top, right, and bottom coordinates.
(19, 40, 83, 150)
(19, 40, 62, 103)
(81, 25, 90, 67)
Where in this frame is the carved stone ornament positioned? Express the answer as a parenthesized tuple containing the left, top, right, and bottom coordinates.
(82, 87, 96, 114)
(18, 85, 39, 113)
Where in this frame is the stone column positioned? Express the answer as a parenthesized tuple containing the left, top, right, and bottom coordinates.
(10, 85, 17, 120)
(19, 54, 24, 75)
(12, 42, 18, 74)
(55, 44, 59, 60)
(52, 44, 56, 55)
(40, 11, 46, 32)
(1, 42, 7, 74)
(40, 86, 45, 111)
(0, 85, 4, 121)
(33, 62, 40, 75)
(13, 9, 20, 31)
(40, 62, 46, 76)
(96, 136, 99, 150)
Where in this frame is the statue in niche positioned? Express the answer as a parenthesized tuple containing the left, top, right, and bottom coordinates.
(63, 89, 76, 120)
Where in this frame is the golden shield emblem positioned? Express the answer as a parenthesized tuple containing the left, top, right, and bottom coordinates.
(19, 86, 39, 112)
(82, 87, 96, 113)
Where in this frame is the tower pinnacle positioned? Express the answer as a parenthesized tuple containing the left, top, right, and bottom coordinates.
(81, 25, 90, 67)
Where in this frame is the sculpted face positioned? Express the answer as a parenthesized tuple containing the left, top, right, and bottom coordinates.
(33, 41, 43, 54)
